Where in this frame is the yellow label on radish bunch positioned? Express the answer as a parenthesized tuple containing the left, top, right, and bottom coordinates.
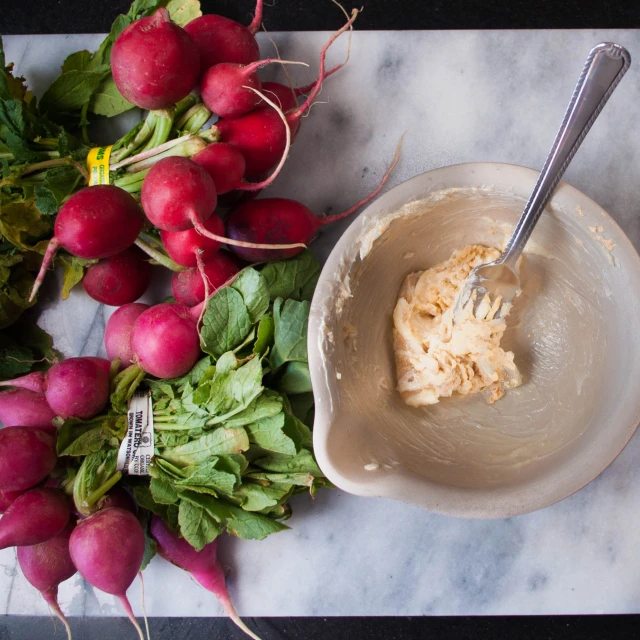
(86, 145, 112, 185)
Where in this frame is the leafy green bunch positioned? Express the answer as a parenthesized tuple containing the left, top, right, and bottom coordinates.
(56, 252, 329, 552)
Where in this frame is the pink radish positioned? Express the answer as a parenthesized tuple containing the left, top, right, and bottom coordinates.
(130, 303, 200, 379)
(17, 521, 76, 640)
(0, 488, 69, 549)
(225, 136, 402, 261)
(111, 8, 200, 110)
(0, 388, 56, 432)
(44, 357, 109, 419)
(216, 10, 357, 175)
(172, 252, 242, 306)
(151, 516, 262, 640)
(69, 508, 146, 639)
(141, 154, 300, 252)
(0, 428, 57, 491)
(200, 58, 305, 119)
(184, 0, 262, 69)
(30, 185, 144, 301)
(192, 144, 246, 196)
(83, 247, 152, 306)
(83, 357, 112, 377)
(0, 371, 46, 393)
(141, 156, 217, 232)
(105, 303, 150, 369)
(161, 215, 225, 267)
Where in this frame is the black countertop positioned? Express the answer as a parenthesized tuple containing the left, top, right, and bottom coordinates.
(2, 1, 640, 638)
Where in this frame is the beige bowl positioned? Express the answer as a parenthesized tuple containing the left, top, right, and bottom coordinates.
(309, 162, 640, 518)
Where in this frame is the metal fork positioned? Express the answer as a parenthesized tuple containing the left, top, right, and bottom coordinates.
(454, 42, 631, 322)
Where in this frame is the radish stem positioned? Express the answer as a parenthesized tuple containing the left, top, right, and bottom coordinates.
(134, 238, 185, 272)
(111, 133, 194, 171)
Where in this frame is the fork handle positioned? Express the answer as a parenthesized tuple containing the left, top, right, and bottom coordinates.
(501, 42, 631, 269)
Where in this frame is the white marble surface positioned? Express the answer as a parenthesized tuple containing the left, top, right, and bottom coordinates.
(3, 28, 640, 617)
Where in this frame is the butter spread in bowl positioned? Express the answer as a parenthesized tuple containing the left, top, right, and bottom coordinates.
(393, 244, 522, 406)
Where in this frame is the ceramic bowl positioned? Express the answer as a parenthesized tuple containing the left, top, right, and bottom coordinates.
(309, 162, 640, 518)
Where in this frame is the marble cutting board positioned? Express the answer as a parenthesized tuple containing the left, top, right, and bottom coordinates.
(2, 28, 640, 618)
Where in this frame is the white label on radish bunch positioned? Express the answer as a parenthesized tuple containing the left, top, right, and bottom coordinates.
(117, 390, 154, 475)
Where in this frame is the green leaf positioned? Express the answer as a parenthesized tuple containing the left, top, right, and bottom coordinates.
(0, 262, 36, 329)
(166, 0, 202, 26)
(247, 471, 315, 488)
(245, 413, 298, 456)
(278, 361, 312, 395)
(40, 69, 109, 116)
(231, 268, 269, 323)
(139, 512, 157, 571)
(176, 459, 238, 496)
(62, 50, 92, 73)
(89, 75, 135, 117)
(0, 333, 33, 379)
(191, 355, 264, 425)
(0, 200, 53, 253)
(254, 449, 324, 475)
(57, 415, 126, 456)
(3, 320, 62, 371)
(178, 499, 221, 551)
(150, 476, 180, 504)
(254, 314, 274, 355)
(132, 483, 171, 518)
(34, 165, 84, 217)
(224, 392, 283, 428)
(73, 448, 120, 517)
(58, 255, 90, 300)
(160, 427, 250, 467)
(234, 482, 292, 512)
(270, 298, 310, 370)
(200, 287, 252, 358)
(288, 392, 315, 427)
(89, 14, 131, 69)
(180, 491, 289, 540)
(260, 251, 320, 301)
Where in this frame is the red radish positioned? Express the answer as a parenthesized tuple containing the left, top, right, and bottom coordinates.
(70, 508, 146, 640)
(130, 303, 200, 379)
(225, 136, 402, 261)
(82, 247, 152, 306)
(141, 156, 217, 232)
(0, 490, 25, 514)
(172, 252, 242, 306)
(0, 428, 56, 491)
(30, 185, 144, 301)
(44, 357, 109, 420)
(111, 8, 200, 110)
(105, 303, 150, 369)
(161, 215, 225, 267)
(192, 144, 246, 196)
(151, 516, 262, 640)
(216, 10, 357, 175)
(17, 521, 76, 640)
(0, 488, 69, 549)
(200, 58, 305, 119)
(0, 388, 56, 431)
(184, 0, 262, 68)
(98, 488, 136, 515)
(141, 155, 301, 252)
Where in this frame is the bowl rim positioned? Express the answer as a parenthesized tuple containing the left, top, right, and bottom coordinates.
(309, 161, 640, 519)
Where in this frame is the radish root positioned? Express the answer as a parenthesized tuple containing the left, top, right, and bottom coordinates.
(216, 591, 263, 640)
(195, 250, 210, 329)
(139, 572, 151, 640)
(237, 87, 291, 191)
(247, 0, 263, 35)
(118, 594, 145, 640)
(321, 132, 404, 225)
(43, 589, 72, 640)
(189, 211, 305, 252)
(29, 237, 60, 302)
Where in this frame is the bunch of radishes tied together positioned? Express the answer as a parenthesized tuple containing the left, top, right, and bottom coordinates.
(29, 0, 401, 316)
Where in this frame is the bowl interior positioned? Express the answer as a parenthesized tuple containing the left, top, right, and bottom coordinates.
(310, 163, 640, 518)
